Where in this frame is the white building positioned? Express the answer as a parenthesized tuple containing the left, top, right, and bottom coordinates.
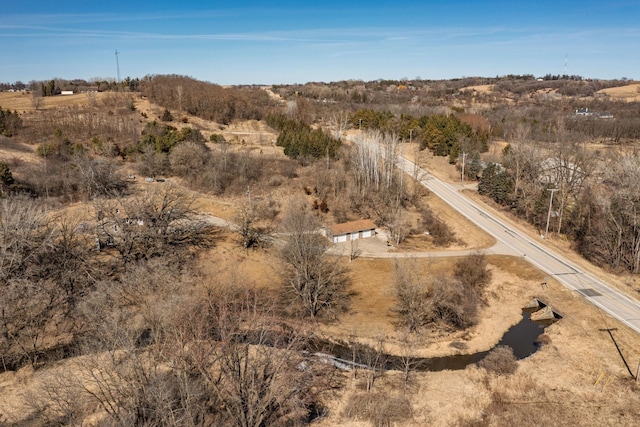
(326, 219, 376, 244)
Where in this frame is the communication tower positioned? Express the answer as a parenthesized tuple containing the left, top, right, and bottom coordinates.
(115, 50, 121, 83)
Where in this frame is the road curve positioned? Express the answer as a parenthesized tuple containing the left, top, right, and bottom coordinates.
(349, 135, 640, 334)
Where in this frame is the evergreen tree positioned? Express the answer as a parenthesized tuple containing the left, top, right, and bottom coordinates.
(0, 161, 15, 196)
(267, 114, 342, 159)
(479, 162, 514, 205)
(0, 107, 22, 136)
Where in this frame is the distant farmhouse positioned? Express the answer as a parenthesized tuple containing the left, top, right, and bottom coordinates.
(325, 219, 376, 244)
(574, 108, 613, 119)
(539, 157, 586, 186)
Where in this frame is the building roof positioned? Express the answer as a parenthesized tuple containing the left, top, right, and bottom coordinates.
(328, 219, 376, 236)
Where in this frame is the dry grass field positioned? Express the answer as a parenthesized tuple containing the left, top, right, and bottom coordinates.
(597, 83, 640, 102)
(460, 84, 494, 94)
(0, 91, 110, 111)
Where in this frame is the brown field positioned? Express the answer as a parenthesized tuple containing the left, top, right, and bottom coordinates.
(460, 84, 494, 94)
(597, 83, 640, 102)
(0, 91, 111, 112)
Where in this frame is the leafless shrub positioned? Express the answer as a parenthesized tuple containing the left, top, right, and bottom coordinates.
(427, 273, 477, 329)
(342, 391, 412, 427)
(536, 333, 552, 346)
(136, 145, 169, 178)
(23, 370, 88, 426)
(235, 198, 274, 250)
(454, 252, 492, 290)
(449, 341, 469, 350)
(168, 140, 210, 178)
(394, 255, 490, 332)
(73, 156, 128, 199)
(279, 160, 298, 179)
(420, 206, 457, 246)
(16, 159, 75, 200)
(393, 259, 431, 333)
(478, 345, 518, 376)
(267, 175, 283, 187)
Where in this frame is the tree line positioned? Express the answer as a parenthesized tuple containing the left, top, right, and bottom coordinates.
(141, 74, 275, 124)
(349, 108, 489, 161)
(267, 113, 342, 159)
(478, 141, 640, 274)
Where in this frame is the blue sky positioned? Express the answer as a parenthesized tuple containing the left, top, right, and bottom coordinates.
(1, 1, 638, 84)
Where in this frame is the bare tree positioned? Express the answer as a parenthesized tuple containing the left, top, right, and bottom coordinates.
(30, 82, 43, 110)
(75, 265, 329, 426)
(501, 142, 544, 201)
(398, 333, 422, 393)
(330, 109, 350, 139)
(547, 141, 593, 234)
(235, 192, 273, 250)
(387, 208, 411, 245)
(279, 201, 351, 318)
(0, 278, 65, 369)
(73, 156, 128, 200)
(76, 259, 207, 426)
(353, 336, 387, 392)
(0, 196, 53, 282)
(352, 131, 381, 193)
(581, 152, 640, 273)
(0, 196, 69, 369)
(94, 185, 212, 264)
(212, 300, 311, 427)
(24, 370, 88, 426)
(393, 258, 432, 333)
(169, 140, 210, 179)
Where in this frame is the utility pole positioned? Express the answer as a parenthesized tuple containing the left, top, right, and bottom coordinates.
(42, 139, 49, 204)
(461, 152, 468, 184)
(409, 128, 414, 145)
(544, 188, 559, 239)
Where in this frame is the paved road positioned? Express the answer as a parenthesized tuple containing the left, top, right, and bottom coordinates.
(349, 135, 640, 334)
